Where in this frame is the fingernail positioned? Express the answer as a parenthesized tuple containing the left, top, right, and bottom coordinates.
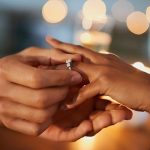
(71, 72, 82, 85)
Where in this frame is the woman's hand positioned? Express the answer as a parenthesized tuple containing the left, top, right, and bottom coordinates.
(47, 37, 150, 112)
(0, 47, 83, 137)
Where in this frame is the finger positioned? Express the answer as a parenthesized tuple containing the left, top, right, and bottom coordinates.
(20, 56, 51, 67)
(1, 115, 50, 136)
(96, 100, 133, 120)
(108, 105, 133, 120)
(46, 36, 107, 64)
(67, 81, 103, 109)
(0, 99, 58, 123)
(20, 47, 82, 65)
(40, 120, 92, 142)
(89, 108, 132, 136)
(1, 56, 82, 88)
(89, 111, 112, 135)
(109, 109, 132, 124)
(2, 82, 68, 108)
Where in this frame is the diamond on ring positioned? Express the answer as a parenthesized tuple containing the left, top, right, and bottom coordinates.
(66, 59, 72, 70)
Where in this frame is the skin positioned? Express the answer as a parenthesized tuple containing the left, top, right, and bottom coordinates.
(41, 62, 132, 141)
(0, 47, 83, 137)
(47, 36, 150, 113)
(0, 46, 132, 142)
(41, 98, 132, 142)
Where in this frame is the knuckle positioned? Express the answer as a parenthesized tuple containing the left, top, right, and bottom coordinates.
(30, 71, 43, 88)
(35, 91, 48, 108)
(99, 72, 111, 86)
(0, 56, 14, 72)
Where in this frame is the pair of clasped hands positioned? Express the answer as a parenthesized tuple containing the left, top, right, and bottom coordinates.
(0, 36, 150, 142)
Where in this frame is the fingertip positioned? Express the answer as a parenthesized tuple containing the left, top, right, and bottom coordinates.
(46, 36, 56, 46)
(45, 36, 52, 43)
(80, 120, 93, 134)
(125, 109, 133, 120)
(66, 104, 77, 109)
(70, 71, 83, 85)
(66, 99, 83, 110)
(117, 106, 133, 120)
(46, 36, 60, 46)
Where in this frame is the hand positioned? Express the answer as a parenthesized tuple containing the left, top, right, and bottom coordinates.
(47, 37, 150, 112)
(0, 47, 83, 136)
(39, 61, 132, 142)
(41, 97, 132, 142)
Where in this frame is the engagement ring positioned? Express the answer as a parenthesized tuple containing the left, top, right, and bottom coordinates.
(66, 59, 72, 70)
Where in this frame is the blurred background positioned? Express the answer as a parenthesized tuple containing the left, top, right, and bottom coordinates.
(1, 0, 150, 150)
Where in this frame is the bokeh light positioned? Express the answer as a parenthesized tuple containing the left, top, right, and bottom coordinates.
(80, 32, 92, 44)
(71, 136, 96, 150)
(112, 0, 134, 22)
(146, 6, 150, 23)
(127, 11, 149, 35)
(82, 0, 106, 21)
(82, 18, 93, 30)
(80, 31, 111, 46)
(42, 0, 68, 23)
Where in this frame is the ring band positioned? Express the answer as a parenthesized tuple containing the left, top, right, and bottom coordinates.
(66, 59, 72, 70)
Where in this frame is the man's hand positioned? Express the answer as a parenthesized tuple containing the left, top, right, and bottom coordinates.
(41, 98, 132, 142)
(0, 47, 83, 136)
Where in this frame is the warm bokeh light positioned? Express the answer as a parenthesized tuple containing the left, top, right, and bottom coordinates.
(146, 6, 150, 22)
(71, 136, 96, 150)
(80, 31, 92, 44)
(127, 11, 149, 35)
(82, 0, 106, 21)
(112, 0, 134, 22)
(42, 0, 68, 23)
(82, 18, 93, 30)
(80, 31, 111, 46)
